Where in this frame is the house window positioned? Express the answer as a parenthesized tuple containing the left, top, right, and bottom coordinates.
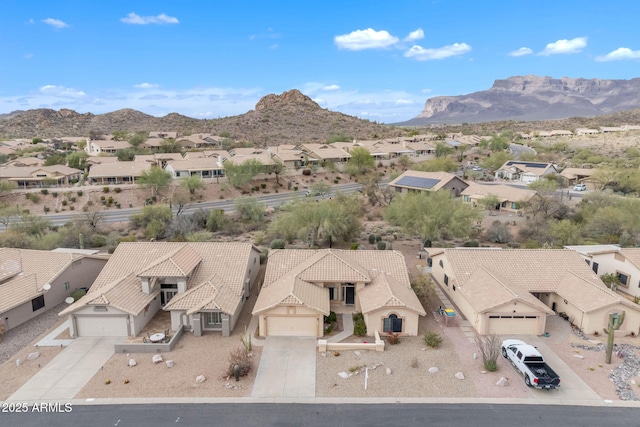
(463, 196, 470, 202)
(328, 286, 336, 300)
(383, 314, 403, 333)
(31, 295, 45, 312)
(511, 202, 517, 209)
(616, 272, 629, 287)
(585, 259, 591, 266)
(453, 284, 456, 291)
(439, 260, 444, 268)
(93, 306, 107, 312)
(444, 274, 449, 287)
(64, 282, 70, 291)
(592, 262, 599, 274)
(206, 312, 222, 326)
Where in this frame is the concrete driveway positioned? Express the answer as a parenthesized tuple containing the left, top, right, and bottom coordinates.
(252, 337, 316, 399)
(7, 337, 121, 402)
(522, 336, 601, 403)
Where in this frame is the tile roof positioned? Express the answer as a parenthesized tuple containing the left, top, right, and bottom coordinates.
(461, 182, 536, 202)
(559, 168, 598, 179)
(0, 165, 82, 179)
(60, 242, 258, 316)
(87, 161, 151, 178)
(388, 171, 465, 192)
(301, 144, 352, 160)
(254, 249, 416, 315)
(620, 248, 640, 270)
(0, 248, 85, 314)
(358, 272, 426, 315)
(166, 158, 224, 171)
(436, 249, 634, 314)
(497, 161, 556, 176)
(164, 275, 238, 315)
(183, 150, 231, 160)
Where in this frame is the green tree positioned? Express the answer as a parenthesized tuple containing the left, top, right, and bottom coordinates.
(345, 147, 375, 176)
(138, 168, 172, 197)
(549, 219, 582, 246)
(271, 161, 285, 185)
(11, 214, 52, 238)
(44, 154, 66, 166)
(159, 138, 182, 153)
(206, 209, 230, 232)
(128, 132, 148, 148)
(481, 151, 513, 172)
(0, 181, 18, 196)
(397, 154, 412, 171)
(488, 134, 510, 152)
(234, 197, 266, 223)
(383, 190, 481, 241)
(116, 148, 136, 161)
(180, 175, 205, 196)
(310, 182, 331, 198)
(412, 157, 458, 172)
(435, 142, 453, 158)
(224, 159, 263, 188)
(67, 152, 88, 170)
(112, 131, 129, 141)
(130, 205, 173, 238)
(526, 180, 565, 220)
(479, 194, 501, 213)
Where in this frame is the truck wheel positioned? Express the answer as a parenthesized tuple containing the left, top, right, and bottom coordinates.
(501, 348, 508, 358)
(525, 376, 532, 387)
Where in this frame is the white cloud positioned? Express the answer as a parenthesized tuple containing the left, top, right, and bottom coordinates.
(133, 82, 159, 89)
(42, 18, 69, 29)
(120, 13, 179, 25)
(539, 37, 587, 55)
(334, 28, 399, 50)
(395, 99, 414, 105)
(404, 28, 424, 42)
(596, 47, 640, 62)
(509, 47, 533, 57)
(322, 84, 340, 91)
(39, 85, 86, 98)
(404, 43, 471, 60)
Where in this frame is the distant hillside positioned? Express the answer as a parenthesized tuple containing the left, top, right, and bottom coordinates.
(0, 90, 401, 144)
(399, 75, 640, 125)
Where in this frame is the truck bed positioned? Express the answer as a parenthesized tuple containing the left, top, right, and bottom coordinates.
(525, 362, 560, 386)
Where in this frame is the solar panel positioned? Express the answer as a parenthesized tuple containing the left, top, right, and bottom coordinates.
(505, 161, 547, 168)
(395, 176, 441, 189)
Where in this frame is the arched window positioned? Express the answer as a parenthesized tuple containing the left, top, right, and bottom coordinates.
(383, 314, 403, 333)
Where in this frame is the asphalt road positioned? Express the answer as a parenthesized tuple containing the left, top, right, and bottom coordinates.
(509, 143, 537, 158)
(2, 403, 638, 427)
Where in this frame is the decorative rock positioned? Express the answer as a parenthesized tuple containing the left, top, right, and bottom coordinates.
(224, 382, 242, 390)
(386, 367, 392, 375)
(195, 375, 206, 383)
(152, 354, 163, 364)
(480, 370, 487, 374)
(16, 359, 21, 366)
(455, 372, 465, 380)
(338, 372, 349, 379)
(573, 354, 585, 359)
(166, 360, 175, 368)
(27, 352, 40, 361)
(421, 348, 427, 351)
(496, 377, 509, 387)
(321, 352, 327, 357)
(128, 359, 137, 367)
(428, 367, 439, 373)
(354, 351, 361, 357)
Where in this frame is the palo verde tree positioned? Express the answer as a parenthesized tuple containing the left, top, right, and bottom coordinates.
(180, 175, 205, 196)
(345, 146, 375, 176)
(138, 167, 173, 198)
(224, 159, 263, 188)
(383, 190, 481, 242)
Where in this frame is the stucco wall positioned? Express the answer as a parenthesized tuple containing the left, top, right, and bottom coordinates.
(130, 295, 161, 337)
(586, 252, 640, 298)
(257, 305, 322, 337)
(365, 307, 420, 336)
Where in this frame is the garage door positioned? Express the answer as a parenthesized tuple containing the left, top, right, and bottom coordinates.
(487, 315, 539, 335)
(76, 315, 129, 337)
(266, 316, 318, 337)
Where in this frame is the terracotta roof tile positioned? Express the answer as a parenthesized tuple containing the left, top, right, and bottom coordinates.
(359, 273, 426, 315)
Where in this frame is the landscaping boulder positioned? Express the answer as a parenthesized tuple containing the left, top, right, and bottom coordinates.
(128, 359, 137, 367)
(152, 354, 163, 364)
(196, 375, 206, 383)
(386, 367, 392, 375)
(454, 372, 465, 380)
(496, 377, 509, 387)
(428, 367, 439, 374)
(27, 352, 40, 361)
(338, 372, 349, 379)
(166, 360, 175, 368)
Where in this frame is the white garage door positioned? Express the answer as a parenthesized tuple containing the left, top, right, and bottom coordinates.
(266, 316, 318, 337)
(76, 315, 129, 337)
(487, 315, 539, 335)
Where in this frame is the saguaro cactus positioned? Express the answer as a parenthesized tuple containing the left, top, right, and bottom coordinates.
(604, 311, 625, 364)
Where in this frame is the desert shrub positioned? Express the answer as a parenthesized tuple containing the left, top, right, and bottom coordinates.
(260, 183, 267, 189)
(377, 241, 387, 250)
(62, 200, 67, 206)
(270, 239, 286, 249)
(475, 334, 500, 372)
(350, 243, 360, 250)
(69, 206, 75, 211)
(41, 189, 48, 195)
(353, 318, 367, 336)
(114, 187, 122, 193)
(375, 235, 381, 242)
(226, 347, 252, 377)
(259, 248, 269, 264)
(253, 231, 265, 245)
(51, 192, 58, 197)
(108, 197, 113, 204)
(352, 312, 364, 322)
(206, 209, 230, 232)
(325, 325, 334, 334)
(323, 311, 337, 323)
(293, 186, 298, 191)
(103, 186, 110, 193)
(368, 234, 376, 244)
(27, 193, 40, 203)
(70, 196, 76, 203)
(423, 331, 443, 348)
(44, 206, 50, 213)
(387, 332, 401, 345)
(302, 169, 311, 176)
(77, 190, 83, 196)
(70, 289, 86, 301)
(462, 240, 479, 247)
(89, 234, 107, 247)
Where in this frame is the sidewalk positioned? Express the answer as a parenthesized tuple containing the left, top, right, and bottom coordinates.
(327, 313, 354, 343)
(35, 319, 73, 347)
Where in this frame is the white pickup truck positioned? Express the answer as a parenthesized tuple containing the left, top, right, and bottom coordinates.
(501, 339, 560, 390)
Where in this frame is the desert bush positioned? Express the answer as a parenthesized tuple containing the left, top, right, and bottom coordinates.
(62, 200, 67, 206)
(368, 234, 376, 244)
(226, 347, 252, 377)
(353, 318, 367, 337)
(70, 289, 86, 301)
(410, 357, 419, 368)
(377, 241, 387, 250)
(253, 231, 265, 245)
(259, 248, 269, 264)
(475, 334, 500, 372)
(270, 239, 286, 249)
(387, 332, 401, 345)
(206, 209, 230, 232)
(350, 243, 360, 250)
(114, 187, 122, 193)
(302, 169, 311, 176)
(462, 240, 479, 247)
(41, 189, 48, 195)
(89, 234, 107, 247)
(27, 193, 40, 203)
(324, 311, 337, 323)
(103, 186, 110, 193)
(352, 312, 364, 322)
(375, 235, 381, 242)
(77, 190, 83, 196)
(423, 331, 443, 348)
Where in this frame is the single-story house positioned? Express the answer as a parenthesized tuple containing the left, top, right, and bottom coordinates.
(183, 150, 231, 161)
(268, 146, 311, 169)
(87, 161, 152, 184)
(165, 157, 225, 179)
(149, 131, 178, 139)
(427, 248, 640, 336)
(494, 161, 558, 183)
(0, 165, 83, 188)
(134, 153, 184, 169)
(60, 242, 261, 338)
(461, 182, 537, 214)
(0, 248, 108, 332)
(227, 148, 277, 171)
(253, 249, 425, 337)
(565, 245, 640, 299)
(301, 143, 351, 164)
(388, 170, 469, 196)
(576, 128, 599, 135)
(5, 157, 44, 168)
(176, 134, 224, 149)
(559, 168, 599, 189)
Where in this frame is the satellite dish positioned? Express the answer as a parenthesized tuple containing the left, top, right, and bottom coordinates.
(65, 297, 75, 304)
(43, 283, 51, 291)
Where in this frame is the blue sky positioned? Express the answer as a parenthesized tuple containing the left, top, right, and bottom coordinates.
(1, 0, 639, 123)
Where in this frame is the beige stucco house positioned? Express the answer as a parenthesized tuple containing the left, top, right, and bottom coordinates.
(494, 161, 558, 183)
(0, 165, 83, 188)
(427, 248, 640, 336)
(461, 182, 536, 214)
(87, 161, 151, 184)
(565, 245, 640, 299)
(388, 170, 469, 196)
(60, 242, 261, 338)
(253, 249, 425, 337)
(0, 248, 108, 332)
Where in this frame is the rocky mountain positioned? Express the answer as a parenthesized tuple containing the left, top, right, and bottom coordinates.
(400, 75, 640, 125)
(0, 90, 401, 144)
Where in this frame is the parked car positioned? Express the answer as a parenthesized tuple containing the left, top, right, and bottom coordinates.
(501, 339, 560, 390)
(573, 183, 587, 191)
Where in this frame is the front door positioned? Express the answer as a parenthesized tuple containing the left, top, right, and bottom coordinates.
(345, 286, 355, 305)
(161, 291, 177, 306)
